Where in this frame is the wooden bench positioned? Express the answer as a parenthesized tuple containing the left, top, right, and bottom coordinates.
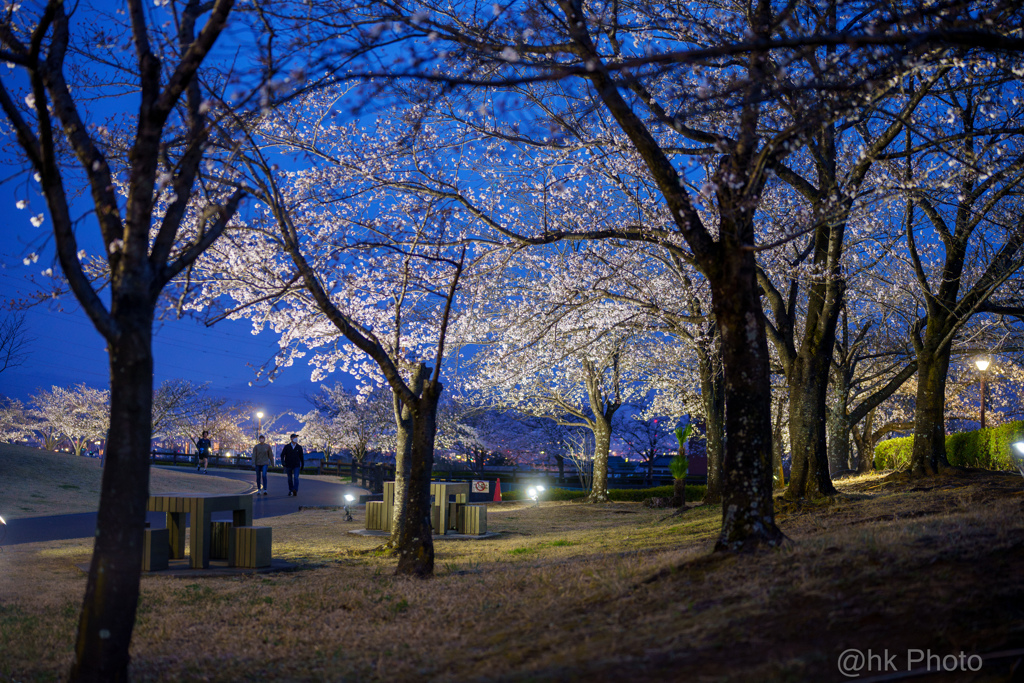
(457, 505, 487, 535)
(230, 526, 272, 568)
(209, 521, 232, 561)
(142, 527, 169, 572)
(367, 481, 487, 535)
(366, 501, 386, 531)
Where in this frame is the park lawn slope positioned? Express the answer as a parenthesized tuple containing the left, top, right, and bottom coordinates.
(1, 467, 1023, 681)
(0, 443, 249, 519)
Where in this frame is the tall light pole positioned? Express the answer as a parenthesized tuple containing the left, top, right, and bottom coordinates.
(974, 358, 990, 429)
(256, 411, 264, 440)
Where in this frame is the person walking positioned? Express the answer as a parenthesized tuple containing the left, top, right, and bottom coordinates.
(252, 434, 273, 495)
(196, 430, 212, 474)
(280, 433, 304, 497)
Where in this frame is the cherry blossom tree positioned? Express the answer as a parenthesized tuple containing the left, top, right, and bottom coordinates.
(616, 410, 678, 486)
(186, 118, 470, 574)
(299, 383, 393, 463)
(326, 0, 925, 549)
(457, 248, 657, 501)
(30, 384, 109, 456)
(0, 397, 33, 443)
(757, 67, 947, 500)
(151, 379, 227, 451)
(342, 0, 1024, 547)
(886, 70, 1024, 475)
(0, 0, 284, 675)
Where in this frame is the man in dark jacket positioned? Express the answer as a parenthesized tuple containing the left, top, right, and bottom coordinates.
(280, 433, 304, 497)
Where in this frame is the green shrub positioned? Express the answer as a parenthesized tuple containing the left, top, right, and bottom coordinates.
(874, 436, 914, 470)
(875, 421, 1024, 471)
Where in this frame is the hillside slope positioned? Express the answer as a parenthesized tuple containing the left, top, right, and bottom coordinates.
(0, 444, 247, 519)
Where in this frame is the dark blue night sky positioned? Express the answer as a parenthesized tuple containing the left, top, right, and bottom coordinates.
(0, 195, 320, 420)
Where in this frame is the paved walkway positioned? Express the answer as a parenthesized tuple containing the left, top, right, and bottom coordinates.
(1, 468, 365, 546)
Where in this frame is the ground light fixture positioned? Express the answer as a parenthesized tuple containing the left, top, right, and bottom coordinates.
(527, 485, 546, 506)
(1013, 443, 1024, 477)
(0, 514, 6, 547)
(343, 494, 355, 521)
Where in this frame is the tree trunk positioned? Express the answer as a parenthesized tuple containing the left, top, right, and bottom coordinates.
(389, 364, 429, 547)
(909, 349, 952, 475)
(827, 365, 853, 474)
(784, 351, 839, 500)
(672, 477, 686, 507)
(771, 395, 786, 489)
(390, 390, 412, 546)
(585, 419, 612, 503)
(708, 235, 785, 552)
(698, 343, 725, 504)
(70, 308, 154, 682)
(852, 409, 877, 474)
(395, 380, 441, 577)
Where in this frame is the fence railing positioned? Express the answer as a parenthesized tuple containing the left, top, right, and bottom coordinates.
(150, 450, 253, 469)
(150, 451, 706, 493)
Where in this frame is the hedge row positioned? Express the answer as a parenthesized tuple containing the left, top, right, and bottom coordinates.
(501, 484, 707, 503)
(874, 420, 1024, 471)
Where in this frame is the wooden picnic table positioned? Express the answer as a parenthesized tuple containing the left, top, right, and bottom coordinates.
(367, 481, 476, 534)
(430, 481, 470, 534)
(147, 492, 253, 569)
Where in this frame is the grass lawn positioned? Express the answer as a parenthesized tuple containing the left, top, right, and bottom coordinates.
(0, 443, 250, 518)
(2, 444, 1024, 681)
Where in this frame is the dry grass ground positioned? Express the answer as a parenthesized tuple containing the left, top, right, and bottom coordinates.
(0, 443, 249, 518)
(2, 449, 1024, 682)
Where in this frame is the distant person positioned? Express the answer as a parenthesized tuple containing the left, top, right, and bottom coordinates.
(252, 434, 273, 495)
(280, 433, 304, 497)
(196, 430, 212, 474)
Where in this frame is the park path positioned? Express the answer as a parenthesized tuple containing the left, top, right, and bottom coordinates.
(0, 468, 364, 546)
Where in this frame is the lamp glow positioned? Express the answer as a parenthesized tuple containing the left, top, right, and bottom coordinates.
(1013, 442, 1024, 455)
(976, 358, 991, 429)
(0, 515, 5, 524)
(527, 486, 543, 507)
(342, 494, 355, 521)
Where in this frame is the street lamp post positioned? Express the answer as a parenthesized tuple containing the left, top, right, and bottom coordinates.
(256, 411, 264, 440)
(975, 358, 990, 429)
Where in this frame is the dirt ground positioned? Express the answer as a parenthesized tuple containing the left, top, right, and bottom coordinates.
(2, 466, 1024, 682)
